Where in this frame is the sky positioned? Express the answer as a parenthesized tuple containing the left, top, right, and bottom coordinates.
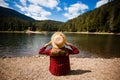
(0, 0, 109, 22)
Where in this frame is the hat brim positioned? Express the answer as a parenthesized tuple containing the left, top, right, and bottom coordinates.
(51, 32, 66, 48)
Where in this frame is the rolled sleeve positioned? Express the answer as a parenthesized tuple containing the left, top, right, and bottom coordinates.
(39, 46, 51, 55)
(68, 46, 79, 54)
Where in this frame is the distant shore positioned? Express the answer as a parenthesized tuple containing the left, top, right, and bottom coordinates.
(0, 31, 47, 34)
(0, 31, 25, 33)
(0, 31, 120, 35)
(0, 56, 120, 80)
(63, 32, 120, 35)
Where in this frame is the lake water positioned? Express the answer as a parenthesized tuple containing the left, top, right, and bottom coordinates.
(0, 33, 120, 58)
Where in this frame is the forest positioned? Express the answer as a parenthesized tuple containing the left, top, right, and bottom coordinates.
(0, 0, 120, 32)
(59, 0, 120, 32)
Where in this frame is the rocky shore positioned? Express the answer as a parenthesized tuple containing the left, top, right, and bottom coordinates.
(0, 56, 120, 80)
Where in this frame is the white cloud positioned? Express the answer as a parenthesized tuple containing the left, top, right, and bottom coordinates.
(64, 6, 68, 10)
(96, 0, 109, 8)
(15, 3, 51, 20)
(56, 7, 62, 11)
(63, 2, 88, 19)
(28, 0, 59, 9)
(27, 4, 51, 20)
(0, 0, 9, 8)
(15, 3, 26, 12)
(20, 0, 27, 6)
(15, 0, 60, 20)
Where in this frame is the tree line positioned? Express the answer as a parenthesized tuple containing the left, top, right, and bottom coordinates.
(59, 0, 120, 33)
(0, 0, 120, 33)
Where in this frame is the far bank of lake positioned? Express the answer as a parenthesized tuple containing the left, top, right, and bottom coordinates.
(0, 31, 120, 35)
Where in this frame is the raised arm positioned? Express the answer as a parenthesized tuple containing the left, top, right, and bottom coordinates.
(66, 42, 79, 54)
(39, 41, 52, 55)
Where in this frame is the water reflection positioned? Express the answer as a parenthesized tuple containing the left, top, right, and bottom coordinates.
(0, 33, 51, 57)
(0, 33, 120, 58)
(65, 33, 120, 58)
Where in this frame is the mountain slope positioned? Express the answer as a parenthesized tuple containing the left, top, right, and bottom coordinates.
(35, 20, 63, 31)
(60, 0, 120, 32)
(0, 6, 63, 31)
(0, 6, 35, 21)
(0, 0, 120, 32)
(0, 6, 36, 31)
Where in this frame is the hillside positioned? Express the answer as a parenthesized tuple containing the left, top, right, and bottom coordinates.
(35, 20, 63, 31)
(0, 6, 36, 31)
(0, 6, 62, 31)
(60, 0, 120, 33)
(0, 6, 35, 21)
(0, 0, 120, 32)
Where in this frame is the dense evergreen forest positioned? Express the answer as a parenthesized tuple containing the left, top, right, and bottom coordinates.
(0, 6, 36, 31)
(35, 20, 62, 31)
(0, 6, 62, 31)
(0, 0, 120, 32)
(59, 0, 120, 32)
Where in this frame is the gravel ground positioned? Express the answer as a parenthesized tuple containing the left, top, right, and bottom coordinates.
(0, 56, 120, 80)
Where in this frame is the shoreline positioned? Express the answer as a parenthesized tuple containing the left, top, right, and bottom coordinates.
(0, 56, 120, 80)
(0, 31, 120, 35)
(63, 31, 120, 35)
(0, 31, 25, 33)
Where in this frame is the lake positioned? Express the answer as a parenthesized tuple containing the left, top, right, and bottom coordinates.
(0, 33, 120, 58)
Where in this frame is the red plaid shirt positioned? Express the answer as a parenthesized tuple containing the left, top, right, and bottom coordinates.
(39, 46, 79, 76)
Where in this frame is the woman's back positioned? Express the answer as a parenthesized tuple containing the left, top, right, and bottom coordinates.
(39, 32, 79, 76)
(49, 55, 70, 76)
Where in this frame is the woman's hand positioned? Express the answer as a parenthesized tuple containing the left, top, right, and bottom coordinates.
(44, 41, 52, 47)
(65, 42, 73, 46)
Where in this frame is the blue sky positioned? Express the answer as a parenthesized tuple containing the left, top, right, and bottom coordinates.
(0, 0, 109, 22)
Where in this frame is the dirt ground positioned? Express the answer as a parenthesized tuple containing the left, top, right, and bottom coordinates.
(0, 56, 120, 80)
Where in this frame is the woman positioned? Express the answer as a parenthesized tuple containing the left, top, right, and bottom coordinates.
(39, 32, 79, 76)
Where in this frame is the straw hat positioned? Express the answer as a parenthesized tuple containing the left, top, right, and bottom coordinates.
(51, 32, 66, 48)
